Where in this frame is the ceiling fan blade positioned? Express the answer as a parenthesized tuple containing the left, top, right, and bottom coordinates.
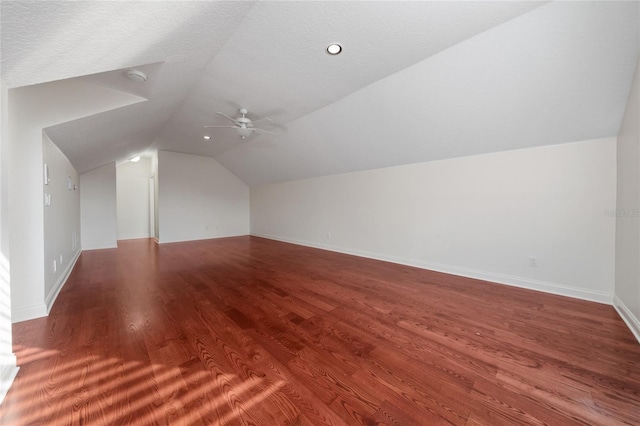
(204, 125, 238, 129)
(215, 112, 238, 124)
(253, 128, 277, 136)
(251, 117, 274, 124)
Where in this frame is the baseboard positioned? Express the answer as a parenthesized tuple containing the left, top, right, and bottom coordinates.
(117, 234, 151, 241)
(11, 303, 47, 323)
(251, 233, 613, 305)
(81, 241, 117, 250)
(158, 232, 249, 245)
(12, 250, 81, 323)
(0, 363, 19, 404)
(613, 295, 640, 344)
(45, 249, 81, 313)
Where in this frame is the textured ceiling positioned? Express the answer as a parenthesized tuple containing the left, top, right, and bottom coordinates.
(1, 1, 638, 184)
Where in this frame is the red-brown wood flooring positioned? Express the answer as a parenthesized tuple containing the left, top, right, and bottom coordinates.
(1, 236, 639, 425)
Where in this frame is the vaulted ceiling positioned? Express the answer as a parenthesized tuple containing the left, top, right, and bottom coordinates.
(2, 1, 638, 185)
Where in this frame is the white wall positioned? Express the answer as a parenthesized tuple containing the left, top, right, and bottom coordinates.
(615, 57, 640, 342)
(7, 87, 45, 321)
(152, 151, 159, 240)
(42, 133, 81, 310)
(116, 157, 151, 240)
(80, 163, 117, 250)
(0, 79, 19, 403)
(7, 79, 143, 322)
(157, 151, 249, 243)
(251, 138, 617, 303)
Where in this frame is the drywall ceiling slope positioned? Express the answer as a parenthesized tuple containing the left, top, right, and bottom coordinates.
(0, 1, 255, 88)
(45, 60, 195, 174)
(1, 1, 255, 173)
(2, 2, 636, 183)
(77, 62, 165, 101)
(216, 1, 640, 186)
(155, 1, 544, 157)
(1, 1, 544, 175)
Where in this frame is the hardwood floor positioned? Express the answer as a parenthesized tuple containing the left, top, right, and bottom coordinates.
(1, 236, 639, 425)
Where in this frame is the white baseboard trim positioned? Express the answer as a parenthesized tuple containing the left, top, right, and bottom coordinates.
(0, 362, 19, 404)
(82, 241, 117, 250)
(613, 295, 640, 344)
(117, 234, 151, 241)
(11, 303, 48, 323)
(12, 250, 82, 323)
(45, 249, 81, 314)
(157, 233, 249, 245)
(251, 233, 613, 305)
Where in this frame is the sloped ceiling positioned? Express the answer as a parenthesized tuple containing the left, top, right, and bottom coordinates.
(1, 1, 638, 185)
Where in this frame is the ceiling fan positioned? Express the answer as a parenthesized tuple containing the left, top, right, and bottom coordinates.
(205, 108, 276, 139)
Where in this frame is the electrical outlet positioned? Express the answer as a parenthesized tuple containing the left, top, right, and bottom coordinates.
(529, 256, 538, 267)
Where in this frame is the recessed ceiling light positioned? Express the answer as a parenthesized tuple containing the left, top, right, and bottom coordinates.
(129, 156, 141, 162)
(326, 43, 342, 55)
(203, 135, 211, 140)
(126, 69, 147, 82)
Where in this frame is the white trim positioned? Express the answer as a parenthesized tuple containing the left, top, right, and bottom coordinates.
(12, 250, 82, 323)
(251, 233, 613, 305)
(0, 363, 19, 404)
(613, 295, 640, 344)
(82, 242, 117, 250)
(116, 234, 151, 241)
(45, 249, 81, 313)
(157, 233, 248, 245)
(11, 303, 47, 323)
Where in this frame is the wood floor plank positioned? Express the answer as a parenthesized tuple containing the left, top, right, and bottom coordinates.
(2, 236, 640, 425)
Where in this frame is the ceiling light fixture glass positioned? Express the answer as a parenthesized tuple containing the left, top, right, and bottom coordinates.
(326, 43, 342, 55)
(129, 156, 141, 162)
(237, 126, 252, 139)
(203, 135, 211, 140)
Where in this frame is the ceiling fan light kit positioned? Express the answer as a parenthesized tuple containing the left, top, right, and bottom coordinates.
(237, 126, 252, 139)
